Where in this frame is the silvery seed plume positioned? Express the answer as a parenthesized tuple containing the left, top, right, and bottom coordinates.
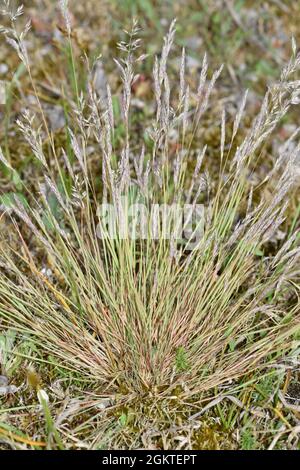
(220, 108, 226, 161)
(179, 47, 186, 104)
(68, 128, 86, 176)
(0, 145, 12, 170)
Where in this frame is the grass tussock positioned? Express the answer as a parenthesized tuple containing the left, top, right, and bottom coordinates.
(0, 2, 300, 449)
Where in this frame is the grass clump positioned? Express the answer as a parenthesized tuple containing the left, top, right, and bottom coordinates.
(0, 1, 299, 449)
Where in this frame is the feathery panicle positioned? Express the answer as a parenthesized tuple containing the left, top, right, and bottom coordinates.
(59, 0, 72, 35)
(232, 89, 248, 140)
(17, 111, 48, 168)
(0, 145, 12, 170)
(220, 108, 226, 162)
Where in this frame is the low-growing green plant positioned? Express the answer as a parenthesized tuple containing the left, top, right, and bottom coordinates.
(0, 1, 299, 448)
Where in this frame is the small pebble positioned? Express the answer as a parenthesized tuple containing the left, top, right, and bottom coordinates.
(0, 64, 8, 75)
